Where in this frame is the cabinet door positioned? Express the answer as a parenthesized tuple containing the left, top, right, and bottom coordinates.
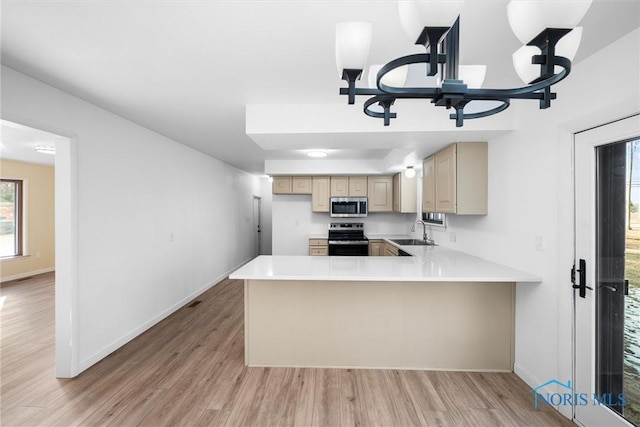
(435, 145, 457, 213)
(367, 176, 393, 212)
(393, 173, 417, 213)
(422, 156, 436, 213)
(272, 176, 292, 194)
(384, 243, 398, 256)
(309, 238, 328, 246)
(309, 246, 328, 256)
(312, 177, 330, 212)
(369, 241, 384, 256)
(349, 177, 368, 197)
(292, 177, 312, 194)
(330, 177, 349, 197)
(393, 173, 401, 212)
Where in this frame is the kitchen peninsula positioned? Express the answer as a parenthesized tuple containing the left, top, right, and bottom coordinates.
(230, 242, 540, 372)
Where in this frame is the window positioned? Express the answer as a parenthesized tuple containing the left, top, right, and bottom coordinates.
(0, 179, 23, 257)
(422, 212, 446, 227)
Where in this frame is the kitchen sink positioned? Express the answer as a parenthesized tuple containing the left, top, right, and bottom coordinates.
(390, 239, 436, 246)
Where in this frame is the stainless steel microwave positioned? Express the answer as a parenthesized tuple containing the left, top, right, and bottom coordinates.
(330, 197, 368, 218)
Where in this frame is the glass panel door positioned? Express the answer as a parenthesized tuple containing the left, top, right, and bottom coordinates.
(624, 140, 640, 425)
(575, 115, 640, 426)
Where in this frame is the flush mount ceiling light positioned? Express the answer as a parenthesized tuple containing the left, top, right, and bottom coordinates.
(307, 151, 328, 158)
(404, 166, 416, 178)
(336, 0, 592, 127)
(34, 145, 55, 154)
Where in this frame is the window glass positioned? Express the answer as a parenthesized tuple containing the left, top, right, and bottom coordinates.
(422, 212, 445, 226)
(0, 180, 22, 257)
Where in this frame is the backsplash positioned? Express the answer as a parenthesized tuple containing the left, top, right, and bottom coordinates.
(272, 195, 417, 255)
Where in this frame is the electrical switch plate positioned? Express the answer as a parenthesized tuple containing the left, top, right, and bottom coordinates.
(449, 232, 456, 242)
(535, 235, 543, 251)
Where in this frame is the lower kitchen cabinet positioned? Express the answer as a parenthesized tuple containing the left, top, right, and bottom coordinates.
(309, 238, 328, 256)
(384, 242, 399, 256)
(369, 240, 384, 256)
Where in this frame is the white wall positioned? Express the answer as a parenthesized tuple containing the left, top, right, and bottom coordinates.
(1, 65, 262, 375)
(272, 194, 417, 255)
(259, 178, 273, 255)
(408, 29, 640, 417)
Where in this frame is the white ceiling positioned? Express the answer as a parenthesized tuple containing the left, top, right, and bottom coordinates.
(1, 0, 639, 174)
(1, 121, 58, 166)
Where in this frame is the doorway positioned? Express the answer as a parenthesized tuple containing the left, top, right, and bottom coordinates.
(252, 196, 262, 258)
(0, 118, 77, 377)
(574, 115, 640, 426)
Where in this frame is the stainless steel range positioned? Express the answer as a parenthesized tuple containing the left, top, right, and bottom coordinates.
(328, 222, 369, 256)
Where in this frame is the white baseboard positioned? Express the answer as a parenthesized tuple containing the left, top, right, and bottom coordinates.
(514, 363, 573, 420)
(78, 259, 253, 373)
(1, 267, 55, 283)
(513, 363, 539, 390)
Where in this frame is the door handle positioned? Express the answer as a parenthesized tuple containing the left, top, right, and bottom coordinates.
(571, 259, 593, 298)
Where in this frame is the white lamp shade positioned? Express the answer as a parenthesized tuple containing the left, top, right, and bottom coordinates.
(512, 26, 583, 84)
(368, 64, 409, 89)
(512, 46, 540, 84)
(398, 1, 465, 43)
(458, 65, 486, 89)
(405, 167, 416, 178)
(336, 22, 373, 77)
(556, 26, 583, 61)
(507, 0, 592, 44)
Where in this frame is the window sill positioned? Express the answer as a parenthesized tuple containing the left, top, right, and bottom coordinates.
(1, 255, 30, 263)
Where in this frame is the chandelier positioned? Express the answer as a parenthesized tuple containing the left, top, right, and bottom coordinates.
(336, 0, 593, 127)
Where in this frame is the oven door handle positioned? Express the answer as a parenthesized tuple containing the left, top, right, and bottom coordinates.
(328, 240, 369, 245)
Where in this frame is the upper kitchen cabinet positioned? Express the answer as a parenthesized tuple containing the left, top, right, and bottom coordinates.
(422, 156, 436, 213)
(424, 142, 487, 215)
(367, 176, 393, 212)
(348, 176, 368, 197)
(272, 176, 292, 194)
(312, 177, 330, 212)
(331, 176, 368, 197)
(393, 172, 417, 213)
(292, 177, 312, 194)
(330, 177, 349, 197)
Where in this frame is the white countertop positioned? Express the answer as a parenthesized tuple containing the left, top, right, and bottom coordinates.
(231, 240, 541, 283)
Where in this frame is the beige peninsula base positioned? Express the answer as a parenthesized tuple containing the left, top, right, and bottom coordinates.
(244, 279, 515, 372)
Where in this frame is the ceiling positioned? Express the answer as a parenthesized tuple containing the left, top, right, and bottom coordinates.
(1, 121, 58, 166)
(1, 0, 639, 174)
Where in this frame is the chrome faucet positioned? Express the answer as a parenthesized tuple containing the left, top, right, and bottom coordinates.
(416, 220, 434, 245)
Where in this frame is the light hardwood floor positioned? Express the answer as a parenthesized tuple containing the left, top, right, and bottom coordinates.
(1, 272, 574, 426)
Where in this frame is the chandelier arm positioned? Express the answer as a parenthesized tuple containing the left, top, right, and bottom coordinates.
(375, 54, 570, 99)
(363, 96, 397, 126)
(450, 99, 511, 122)
(466, 56, 571, 99)
(339, 87, 383, 97)
(376, 53, 439, 95)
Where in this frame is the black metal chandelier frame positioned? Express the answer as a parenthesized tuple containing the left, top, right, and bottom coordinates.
(339, 17, 572, 127)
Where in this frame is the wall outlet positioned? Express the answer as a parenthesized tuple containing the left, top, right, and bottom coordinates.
(449, 232, 456, 242)
(535, 235, 543, 252)
(170, 232, 174, 242)
(35, 251, 41, 258)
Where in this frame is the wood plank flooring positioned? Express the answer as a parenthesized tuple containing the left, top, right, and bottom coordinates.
(0, 272, 574, 426)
